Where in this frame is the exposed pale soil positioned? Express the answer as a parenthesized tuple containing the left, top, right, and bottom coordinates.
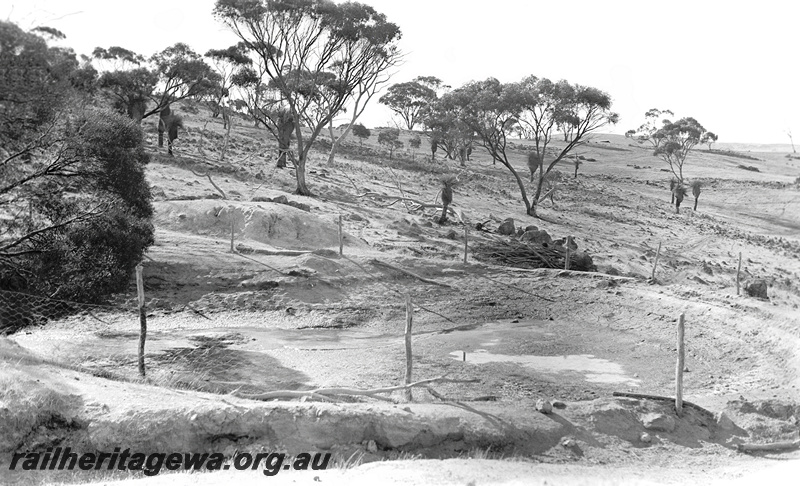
(2, 110, 800, 484)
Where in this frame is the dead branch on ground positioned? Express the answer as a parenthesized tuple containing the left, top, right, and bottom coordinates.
(189, 168, 227, 199)
(473, 238, 562, 270)
(356, 192, 463, 223)
(737, 440, 800, 453)
(236, 243, 312, 257)
(389, 167, 412, 211)
(370, 259, 454, 288)
(236, 375, 479, 402)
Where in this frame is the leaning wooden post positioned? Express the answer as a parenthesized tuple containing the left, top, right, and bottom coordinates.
(136, 264, 147, 377)
(651, 242, 662, 281)
(736, 252, 742, 296)
(675, 313, 685, 416)
(338, 215, 343, 257)
(564, 236, 572, 270)
(463, 226, 469, 264)
(404, 295, 413, 402)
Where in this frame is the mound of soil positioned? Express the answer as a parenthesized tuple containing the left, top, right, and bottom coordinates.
(154, 200, 365, 251)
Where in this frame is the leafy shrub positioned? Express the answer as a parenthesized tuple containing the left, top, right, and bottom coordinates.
(0, 109, 154, 303)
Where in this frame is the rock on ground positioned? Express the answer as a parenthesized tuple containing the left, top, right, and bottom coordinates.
(498, 218, 516, 236)
(745, 279, 769, 300)
(640, 413, 676, 433)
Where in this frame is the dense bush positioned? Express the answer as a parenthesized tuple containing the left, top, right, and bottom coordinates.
(0, 21, 154, 304)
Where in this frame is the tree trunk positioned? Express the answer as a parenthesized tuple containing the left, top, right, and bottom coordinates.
(439, 186, 453, 225)
(532, 161, 546, 204)
(693, 197, 698, 211)
(327, 122, 356, 165)
(277, 147, 288, 168)
(129, 99, 146, 125)
(219, 114, 231, 162)
(276, 118, 294, 169)
(294, 155, 312, 196)
(438, 202, 449, 225)
(500, 160, 532, 216)
(158, 105, 171, 148)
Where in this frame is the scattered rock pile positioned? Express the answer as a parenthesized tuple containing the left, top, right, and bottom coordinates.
(252, 195, 311, 212)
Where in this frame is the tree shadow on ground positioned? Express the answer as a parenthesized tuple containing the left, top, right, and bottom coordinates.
(152, 334, 310, 394)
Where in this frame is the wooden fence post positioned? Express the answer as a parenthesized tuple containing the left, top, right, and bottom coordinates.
(675, 313, 685, 416)
(736, 252, 742, 296)
(565, 236, 572, 270)
(338, 215, 343, 257)
(404, 295, 413, 402)
(463, 226, 469, 264)
(136, 264, 147, 377)
(651, 242, 662, 281)
(230, 207, 235, 253)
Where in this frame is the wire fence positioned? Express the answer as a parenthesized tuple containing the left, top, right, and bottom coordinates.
(0, 289, 135, 335)
(1, 219, 767, 403)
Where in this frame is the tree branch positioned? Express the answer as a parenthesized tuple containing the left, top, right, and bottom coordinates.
(0, 206, 106, 255)
(236, 375, 478, 401)
(370, 259, 454, 288)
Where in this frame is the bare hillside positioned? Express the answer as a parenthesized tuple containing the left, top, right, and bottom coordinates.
(3, 104, 800, 485)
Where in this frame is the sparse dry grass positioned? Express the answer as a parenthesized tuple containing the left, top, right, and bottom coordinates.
(0, 366, 83, 452)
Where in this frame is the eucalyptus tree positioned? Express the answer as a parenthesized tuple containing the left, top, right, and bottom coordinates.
(442, 75, 617, 216)
(421, 99, 473, 165)
(205, 43, 252, 126)
(94, 43, 218, 124)
(149, 43, 220, 118)
(440, 78, 532, 208)
(625, 108, 673, 149)
(214, 0, 402, 196)
(700, 131, 718, 150)
(352, 123, 371, 146)
(377, 127, 401, 159)
(94, 47, 156, 122)
(514, 76, 618, 215)
(653, 117, 706, 182)
(380, 76, 443, 130)
(231, 63, 296, 167)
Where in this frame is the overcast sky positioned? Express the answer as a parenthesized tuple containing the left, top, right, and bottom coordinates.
(4, 0, 799, 145)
